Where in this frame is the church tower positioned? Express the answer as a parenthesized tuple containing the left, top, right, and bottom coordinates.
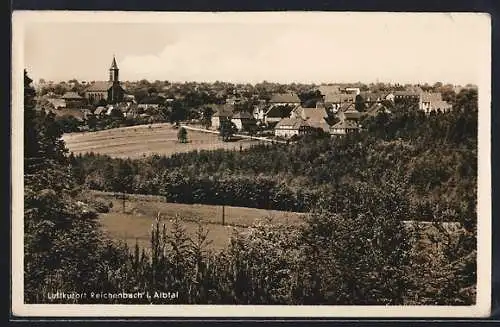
(109, 55, 119, 82)
(107, 55, 124, 104)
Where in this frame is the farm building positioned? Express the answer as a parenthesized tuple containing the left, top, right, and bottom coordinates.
(264, 105, 295, 126)
(336, 103, 361, 122)
(274, 118, 310, 138)
(61, 92, 85, 108)
(290, 105, 330, 133)
(268, 92, 301, 106)
(330, 119, 360, 136)
(231, 111, 256, 131)
(211, 105, 233, 130)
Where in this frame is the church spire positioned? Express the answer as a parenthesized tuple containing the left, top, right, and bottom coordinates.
(110, 55, 118, 70)
(109, 55, 119, 82)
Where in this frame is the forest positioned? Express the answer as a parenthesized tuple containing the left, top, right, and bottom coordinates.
(24, 70, 478, 305)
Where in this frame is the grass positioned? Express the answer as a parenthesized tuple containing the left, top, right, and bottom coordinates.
(62, 123, 260, 159)
(94, 191, 305, 251)
(92, 191, 465, 255)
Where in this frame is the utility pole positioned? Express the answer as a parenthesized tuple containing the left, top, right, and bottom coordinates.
(222, 205, 225, 226)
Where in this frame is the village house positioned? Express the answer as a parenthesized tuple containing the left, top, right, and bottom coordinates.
(252, 103, 268, 122)
(365, 102, 392, 117)
(61, 91, 85, 108)
(231, 111, 256, 132)
(317, 84, 342, 97)
(210, 104, 233, 130)
(419, 92, 452, 113)
(330, 119, 360, 136)
(268, 92, 301, 107)
(46, 98, 66, 110)
(323, 93, 357, 112)
(290, 105, 330, 133)
(137, 95, 165, 110)
(330, 102, 362, 136)
(274, 118, 311, 138)
(263, 105, 295, 126)
(359, 91, 384, 104)
(225, 96, 244, 106)
(393, 90, 421, 104)
(336, 103, 361, 122)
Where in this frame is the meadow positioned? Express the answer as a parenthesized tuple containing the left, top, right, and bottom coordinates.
(62, 123, 259, 158)
(94, 191, 306, 251)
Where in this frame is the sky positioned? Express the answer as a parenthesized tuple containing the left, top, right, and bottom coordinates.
(18, 11, 490, 85)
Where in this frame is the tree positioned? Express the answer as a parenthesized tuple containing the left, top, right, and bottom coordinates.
(219, 120, 237, 142)
(299, 90, 322, 107)
(201, 106, 214, 128)
(355, 94, 366, 112)
(24, 70, 118, 303)
(111, 160, 134, 212)
(170, 101, 187, 124)
(177, 127, 188, 143)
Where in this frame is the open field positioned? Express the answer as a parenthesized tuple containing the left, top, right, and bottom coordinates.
(95, 191, 306, 251)
(93, 191, 464, 253)
(62, 123, 260, 159)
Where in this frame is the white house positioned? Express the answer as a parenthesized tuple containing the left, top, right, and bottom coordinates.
(274, 118, 309, 138)
(231, 111, 256, 131)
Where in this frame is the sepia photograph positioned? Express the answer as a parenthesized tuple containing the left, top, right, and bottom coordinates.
(11, 11, 491, 317)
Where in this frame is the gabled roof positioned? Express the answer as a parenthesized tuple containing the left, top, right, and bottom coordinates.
(275, 118, 308, 129)
(331, 119, 359, 129)
(293, 106, 328, 122)
(61, 91, 83, 100)
(265, 105, 294, 118)
(359, 92, 382, 102)
(431, 100, 452, 110)
(338, 102, 356, 113)
(317, 85, 342, 96)
(306, 119, 331, 132)
(269, 92, 301, 104)
(324, 93, 356, 103)
(212, 104, 233, 117)
(232, 111, 254, 119)
(85, 81, 113, 92)
(365, 103, 392, 116)
(421, 92, 442, 102)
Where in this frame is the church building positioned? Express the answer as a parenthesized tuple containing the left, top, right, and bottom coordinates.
(85, 56, 125, 104)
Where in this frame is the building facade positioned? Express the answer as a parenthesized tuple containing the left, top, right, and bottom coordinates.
(85, 56, 125, 104)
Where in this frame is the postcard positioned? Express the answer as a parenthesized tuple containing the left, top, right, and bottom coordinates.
(11, 10, 491, 318)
